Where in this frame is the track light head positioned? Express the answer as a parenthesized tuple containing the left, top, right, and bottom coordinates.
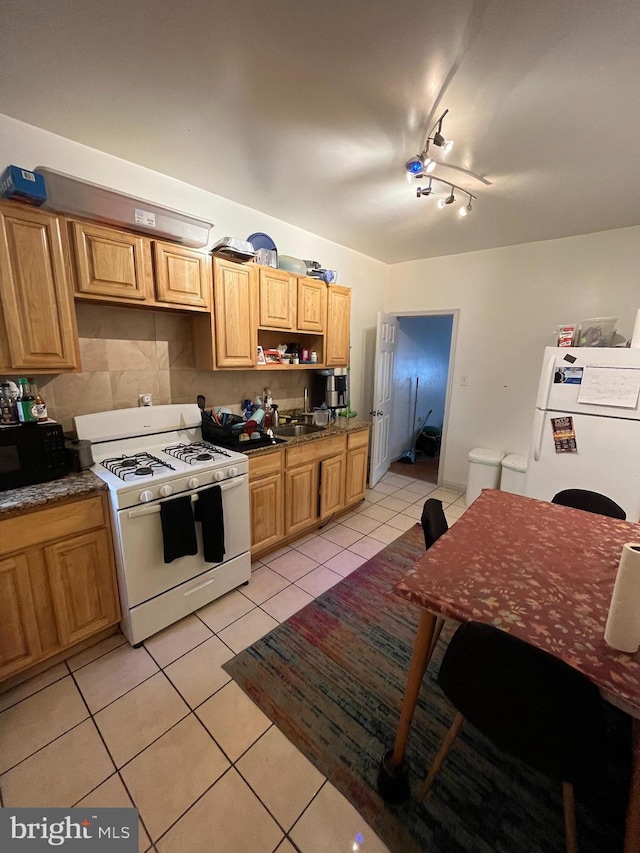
(445, 191, 455, 205)
(404, 156, 425, 175)
(416, 178, 433, 198)
(432, 131, 445, 147)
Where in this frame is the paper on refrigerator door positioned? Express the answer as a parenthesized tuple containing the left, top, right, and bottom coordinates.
(577, 365, 640, 408)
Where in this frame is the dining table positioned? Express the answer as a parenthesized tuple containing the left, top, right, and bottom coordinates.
(377, 488, 640, 852)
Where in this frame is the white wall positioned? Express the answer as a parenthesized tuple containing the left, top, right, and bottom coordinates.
(0, 114, 389, 419)
(389, 228, 640, 487)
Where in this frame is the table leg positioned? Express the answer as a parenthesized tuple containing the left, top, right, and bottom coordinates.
(377, 610, 438, 802)
(624, 717, 640, 853)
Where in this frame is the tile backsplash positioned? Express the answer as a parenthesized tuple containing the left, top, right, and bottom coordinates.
(20, 304, 312, 433)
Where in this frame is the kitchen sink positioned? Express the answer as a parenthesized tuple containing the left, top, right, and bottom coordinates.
(273, 424, 327, 437)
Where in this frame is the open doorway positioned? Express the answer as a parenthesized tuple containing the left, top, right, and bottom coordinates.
(387, 312, 456, 484)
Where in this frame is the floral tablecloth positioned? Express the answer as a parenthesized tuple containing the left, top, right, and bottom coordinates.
(395, 488, 640, 717)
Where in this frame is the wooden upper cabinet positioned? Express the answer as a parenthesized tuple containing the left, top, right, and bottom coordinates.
(70, 220, 153, 302)
(297, 277, 326, 332)
(259, 267, 296, 329)
(213, 257, 258, 367)
(325, 284, 351, 366)
(153, 241, 210, 309)
(0, 202, 79, 372)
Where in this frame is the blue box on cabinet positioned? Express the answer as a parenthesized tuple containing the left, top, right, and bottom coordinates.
(0, 165, 47, 205)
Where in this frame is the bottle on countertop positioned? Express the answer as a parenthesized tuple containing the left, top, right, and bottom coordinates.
(242, 398, 253, 419)
(0, 382, 19, 424)
(28, 377, 48, 421)
(17, 377, 37, 423)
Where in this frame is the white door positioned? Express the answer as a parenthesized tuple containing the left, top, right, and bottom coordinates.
(524, 409, 640, 521)
(369, 312, 398, 487)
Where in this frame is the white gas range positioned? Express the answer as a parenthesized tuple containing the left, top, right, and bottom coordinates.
(74, 404, 251, 646)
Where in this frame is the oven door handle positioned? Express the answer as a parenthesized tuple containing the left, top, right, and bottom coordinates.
(126, 477, 245, 519)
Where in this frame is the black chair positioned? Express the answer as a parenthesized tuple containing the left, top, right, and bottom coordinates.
(551, 489, 626, 520)
(421, 498, 449, 550)
(420, 621, 606, 853)
(420, 499, 449, 656)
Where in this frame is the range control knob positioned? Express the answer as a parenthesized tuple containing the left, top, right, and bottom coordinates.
(187, 477, 200, 490)
(140, 490, 154, 503)
(213, 470, 225, 482)
(227, 466, 239, 478)
(159, 485, 173, 497)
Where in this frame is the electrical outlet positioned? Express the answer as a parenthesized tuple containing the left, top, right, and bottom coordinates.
(138, 393, 152, 407)
(460, 374, 469, 386)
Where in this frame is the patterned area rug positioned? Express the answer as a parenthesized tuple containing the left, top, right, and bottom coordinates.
(224, 524, 630, 852)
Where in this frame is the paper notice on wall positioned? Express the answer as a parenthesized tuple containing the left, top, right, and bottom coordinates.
(577, 366, 640, 408)
(551, 416, 577, 453)
(135, 208, 156, 228)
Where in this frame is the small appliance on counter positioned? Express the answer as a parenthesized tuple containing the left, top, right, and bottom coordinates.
(64, 437, 95, 472)
(311, 367, 349, 413)
(0, 422, 69, 491)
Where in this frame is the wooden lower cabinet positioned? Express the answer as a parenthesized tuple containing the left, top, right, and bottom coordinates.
(249, 428, 370, 559)
(285, 463, 319, 537)
(248, 451, 284, 554)
(319, 454, 345, 519)
(345, 429, 370, 505)
(0, 492, 120, 682)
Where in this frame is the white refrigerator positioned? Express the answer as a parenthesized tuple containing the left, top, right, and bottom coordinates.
(524, 346, 640, 521)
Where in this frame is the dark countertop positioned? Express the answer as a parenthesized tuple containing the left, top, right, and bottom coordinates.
(0, 471, 107, 518)
(240, 419, 370, 457)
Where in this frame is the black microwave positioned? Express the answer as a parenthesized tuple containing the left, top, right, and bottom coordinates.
(0, 423, 70, 491)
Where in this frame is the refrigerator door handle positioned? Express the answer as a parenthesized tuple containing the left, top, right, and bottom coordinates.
(533, 408, 546, 462)
(538, 353, 557, 410)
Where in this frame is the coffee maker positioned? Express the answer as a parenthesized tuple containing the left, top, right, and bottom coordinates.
(311, 368, 349, 412)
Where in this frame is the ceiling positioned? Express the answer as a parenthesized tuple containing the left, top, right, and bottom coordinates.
(1, 0, 640, 264)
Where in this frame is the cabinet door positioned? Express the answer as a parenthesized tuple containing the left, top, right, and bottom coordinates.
(0, 554, 42, 680)
(320, 455, 345, 519)
(250, 473, 284, 554)
(259, 268, 296, 329)
(0, 204, 79, 371)
(214, 258, 258, 367)
(71, 220, 153, 302)
(345, 446, 368, 505)
(153, 242, 210, 309)
(297, 278, 326, 332)
(46, 528, 120, 647)
(285, 463, 318, 536)
(325, 285, 351, 366)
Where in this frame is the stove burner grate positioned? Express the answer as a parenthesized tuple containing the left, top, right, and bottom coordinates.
(102, 452, 175, 480)
(163, 441, 232, 465)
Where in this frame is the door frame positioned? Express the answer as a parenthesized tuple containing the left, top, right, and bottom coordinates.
(387, 308, 459, 485)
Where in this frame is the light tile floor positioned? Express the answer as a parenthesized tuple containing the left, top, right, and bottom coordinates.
(0, 472, 467, 853)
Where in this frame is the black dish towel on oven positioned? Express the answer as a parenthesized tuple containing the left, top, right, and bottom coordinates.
(194, 485, 225, 564)
(159, 495, 198, 564)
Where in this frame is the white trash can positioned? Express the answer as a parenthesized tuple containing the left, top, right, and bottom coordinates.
(465, 448, 505, 506)
(500, 454, 528, 496)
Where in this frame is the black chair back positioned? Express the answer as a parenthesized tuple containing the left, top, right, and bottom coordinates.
(421, 498, 448, 550)
(437, 621, 606, 784)
(551, 489, 626, 520)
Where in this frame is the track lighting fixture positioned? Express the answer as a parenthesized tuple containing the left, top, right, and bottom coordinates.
(405, 110, 477, 216)
(416, 178, 433, 198)
(415, 177, 477, 216)
(402, 109, 454, 179)
(459, 194, 473, 217)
